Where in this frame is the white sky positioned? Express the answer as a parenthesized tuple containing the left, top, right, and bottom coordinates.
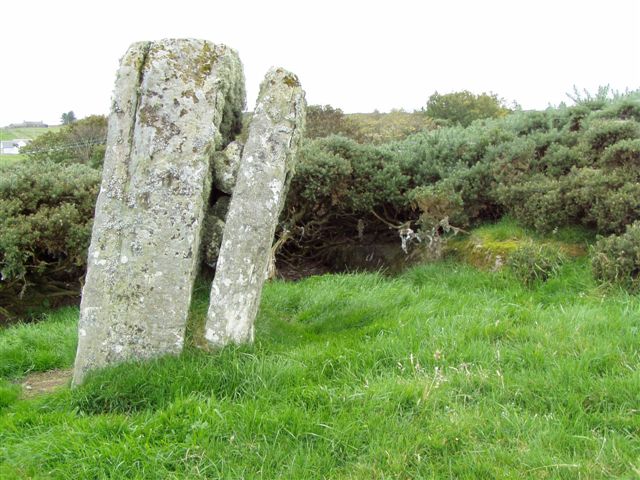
(1, 0, 638, 126)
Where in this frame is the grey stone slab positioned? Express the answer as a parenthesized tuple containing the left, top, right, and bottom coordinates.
(72, 39, 245, 385)
(205, 68, 306, 347)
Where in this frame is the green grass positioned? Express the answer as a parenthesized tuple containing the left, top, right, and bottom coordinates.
(0, 126, 61, 167)
(470, 217, 596, 245)
(0, 153, 25, 167)
(0, 126, 62, 141)
(1, 260, 639, 478)
(0, 307, 78, 379)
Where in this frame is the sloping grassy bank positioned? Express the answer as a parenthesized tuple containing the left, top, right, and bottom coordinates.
(1, 257, 638, 478)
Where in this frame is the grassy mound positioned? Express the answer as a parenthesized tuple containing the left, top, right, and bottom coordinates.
(446, 218, 592, 270)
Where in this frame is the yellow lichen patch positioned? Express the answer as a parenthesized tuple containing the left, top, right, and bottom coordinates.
(283, 74, 300, 88)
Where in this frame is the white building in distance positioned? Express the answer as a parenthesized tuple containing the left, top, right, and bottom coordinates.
(0, 139, 30, 154)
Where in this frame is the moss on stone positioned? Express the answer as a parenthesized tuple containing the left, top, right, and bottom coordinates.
(283, 74, 300, 88)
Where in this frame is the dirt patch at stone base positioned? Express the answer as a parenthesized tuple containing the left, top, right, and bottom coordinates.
(21, 369, 72, 399)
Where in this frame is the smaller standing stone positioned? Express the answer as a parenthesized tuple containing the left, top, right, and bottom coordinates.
(205, 68, 306, 347)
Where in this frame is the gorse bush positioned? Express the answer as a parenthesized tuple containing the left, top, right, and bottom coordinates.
(282, 136, 416, 263)
(284, 90, 640, 268)
(580, 119, 640, 162)
(415, 91, 640, 233)
(600, 138, 640, 169)
(0, 161, 100, 320)
(507, 242, 566, 286)
(591, 221, 640, 292)
(495, 165, 640, 235)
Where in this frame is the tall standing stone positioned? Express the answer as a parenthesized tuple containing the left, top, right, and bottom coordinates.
(205, 68, 306, 347)
(72, 39, 245, 385)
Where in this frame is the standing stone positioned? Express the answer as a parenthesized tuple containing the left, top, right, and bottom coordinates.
(72, 39, 245, 385)
(204, 68, 306, 347)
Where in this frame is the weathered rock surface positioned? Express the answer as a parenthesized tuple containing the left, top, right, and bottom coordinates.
(72, 39, 245, 385)
(205, 68, 306, 347)
(211, 141, 243, 194)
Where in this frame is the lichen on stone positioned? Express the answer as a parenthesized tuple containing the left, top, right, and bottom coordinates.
(72, 38, 247, 386)
(204, 67, 306, 349)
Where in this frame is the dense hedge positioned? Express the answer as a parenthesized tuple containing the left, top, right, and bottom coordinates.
(0, 161, 100, 320)
(282, 91, 640, 267)
(408, 93, 640, 234)
(2, 91, 640, 319)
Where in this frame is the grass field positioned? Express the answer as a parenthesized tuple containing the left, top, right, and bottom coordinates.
(0, 126, 61, 168)
(0, 126, 62, 141)
(0, 153, 26, 168)
(1, 239, 638, 478)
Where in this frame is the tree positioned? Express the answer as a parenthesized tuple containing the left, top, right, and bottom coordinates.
(61, 111, 77, 125)
(424, 91, 511, 127)
(23, 115, 107, 168)
(305, 104, 356, 139)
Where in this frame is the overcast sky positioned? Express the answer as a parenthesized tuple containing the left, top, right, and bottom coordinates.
(1, 0, 638, 126)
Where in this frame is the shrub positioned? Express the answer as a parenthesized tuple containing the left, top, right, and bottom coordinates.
(283, 136, 415, 263)
(287, 140, 353, 216)
(424, 90, 511, 127)
(592, 92, 640, 122)
(410, 184, 465, 230)
(502, 109, 554, 135)
(387, 121, 513, 187)
(411, 161, 500, 229)
(581, 119, 640, 155)
(591, 221, 640, 292)
(291, 136, 410, 214)
(0, 161, 100, 320)
(484, 137, 536, 184)
(507, 241, 566, 286)
(600, 139, 640, 169)
(494, 175, 569, 233)
(496, 166, 640, 235)
(539, 144, 582, 176)
(563, 168, 640, 234)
